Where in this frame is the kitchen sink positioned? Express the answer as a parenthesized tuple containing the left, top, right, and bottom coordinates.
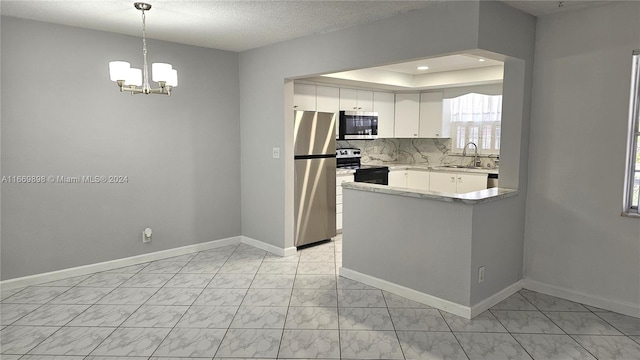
(442, 165, 483, 169)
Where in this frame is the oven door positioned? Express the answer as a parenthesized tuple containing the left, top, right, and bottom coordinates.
(339, 111, 378, 140)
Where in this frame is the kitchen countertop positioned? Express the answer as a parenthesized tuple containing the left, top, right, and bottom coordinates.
(342, 182, 517, 205)
(336, 163, 498, 176)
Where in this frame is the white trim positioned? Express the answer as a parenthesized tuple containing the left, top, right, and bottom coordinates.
(340, 266, 472, 319)
(0, 236, 241, 291)
(240, 236, 297, 257)
(523, 279, 640, 318)
(470, 280, 523, 318)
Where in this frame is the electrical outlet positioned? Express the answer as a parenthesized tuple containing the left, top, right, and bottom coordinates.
(478, 266, 485, 283)
(142, 228, 152, 243)
(272, 147, 280, 159)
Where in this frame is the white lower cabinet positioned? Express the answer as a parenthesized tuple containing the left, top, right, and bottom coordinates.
(336, 173, 354, 231)
(429, 172, 487, 193)
(388, 169, 407, 187)
(406, 170, 430, 191)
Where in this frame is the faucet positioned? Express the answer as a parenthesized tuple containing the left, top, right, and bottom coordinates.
(462, 142, 480, 167)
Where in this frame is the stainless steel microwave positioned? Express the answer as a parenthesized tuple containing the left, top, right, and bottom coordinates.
(338, 111, 378, 140)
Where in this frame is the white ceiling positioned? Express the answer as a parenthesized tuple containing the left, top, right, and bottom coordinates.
(373, 54, 503, 75)
(502, 0, 613, 17)
(0, 1, 613, 52)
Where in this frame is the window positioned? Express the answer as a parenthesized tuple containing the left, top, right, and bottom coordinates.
(445, 93, 502, 154)
(624, 50, 640, 215)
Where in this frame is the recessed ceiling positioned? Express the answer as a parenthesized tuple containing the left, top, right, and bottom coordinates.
(374, 54, 503, 75)
(0, 1, 441, 52)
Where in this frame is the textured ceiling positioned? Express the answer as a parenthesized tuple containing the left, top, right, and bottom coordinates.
(0, 1, 442, 52)
(502, 0, 614, 17)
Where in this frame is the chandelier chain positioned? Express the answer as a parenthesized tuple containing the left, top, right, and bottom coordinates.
(141, 8, 150, 92)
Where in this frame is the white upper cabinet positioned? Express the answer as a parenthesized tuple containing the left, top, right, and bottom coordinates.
(419, 91, 448, 138)
(340, 89, 374, 111)
(373, 91, 395, 138)
(394, 93, 420, 138)
(294, 83, 316, 111)
(316, 86, 340, 113)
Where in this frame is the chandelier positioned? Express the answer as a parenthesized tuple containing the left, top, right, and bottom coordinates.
(108, 3, 177, 95)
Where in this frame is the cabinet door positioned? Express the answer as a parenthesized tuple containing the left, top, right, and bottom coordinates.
(388, 170, 407, 188)
(357, 90, 374, 112)
(293, 83, 316, 111)
(336, 174, 353, 231)
(394, 93, 420, 138)
(317, 86, 340, 113)
(340, 88, 358, 110)
(406, 170, 430, 191)
(374, 91, 395, 138)
(429, 172, 457, 193)
(419, 91, 447, 138)
(455, 173, 488, 193)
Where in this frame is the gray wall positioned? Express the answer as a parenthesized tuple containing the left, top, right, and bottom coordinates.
(239, 1, 535, 250)
(1, 17, 241, 279)
(525, 2, 640, 308)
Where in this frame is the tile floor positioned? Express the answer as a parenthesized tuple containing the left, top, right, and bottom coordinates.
(1, 235, 639, 359)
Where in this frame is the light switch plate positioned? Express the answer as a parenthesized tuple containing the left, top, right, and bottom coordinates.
(272, 147, 280, 159)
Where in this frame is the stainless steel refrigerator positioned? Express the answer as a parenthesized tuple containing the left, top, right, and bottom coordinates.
(294, 111, 337, 247)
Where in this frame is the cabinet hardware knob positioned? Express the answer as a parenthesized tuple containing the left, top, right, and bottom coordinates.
(294, 105, 298, 108)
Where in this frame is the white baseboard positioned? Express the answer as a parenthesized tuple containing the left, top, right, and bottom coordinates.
(240, 236, 297, 257)
(470, 280, 523, 318)
(0, 236, 241, 291)
(340, 267, 473, 319)
(523, 279, 640, 318)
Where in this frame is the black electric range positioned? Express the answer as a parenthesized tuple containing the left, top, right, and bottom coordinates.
(336, 148, 389, 185)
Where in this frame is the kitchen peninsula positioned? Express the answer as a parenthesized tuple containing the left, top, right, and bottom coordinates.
(339, 182, 521, 319)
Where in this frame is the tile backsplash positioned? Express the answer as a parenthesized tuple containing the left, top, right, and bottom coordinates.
(337, 138, 498, 168)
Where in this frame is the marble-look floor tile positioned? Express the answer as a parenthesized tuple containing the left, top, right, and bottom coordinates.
(491, 310, 564, 334)
(230, 306, 287, 329)
(519, 290, 588, 312)
(0, 288, 25, 301)
(176, 305, 238, 328)
(299, 251, 335, 263)
(285, 306, 339, 329)
(278, 329, 340, 358)
(382, 291, 432, 309)
(389, 308, 449, 331)
(152, 328, 226, 357)
(216, 328, 282, 358)
(257, 261, 299, 275)
(294, 275, 337, 289)
(339, 307, 394, 330)
(2, 287, 70, 304)
(28, 326, 115, 356)
(573, 335, 640, 360)
(145, 287, 202, 306)
(48, 287, 113, 305)
(0, 355, 23, 360)
(218, 261, 262, 274)
(234, 244, 267, 254)
(441, 310, 507, 333)
(67, 304, 138, 327)
(297, 262, 336, 275)
(397, 331, 468, 360)
(490, 293, 537, 311)
(241, 288, 292, 307)
(512, 334, 596, 360)
(15, 304, 89, 326)
(630, 335, 640, 345)
(163, 274, 214, 288)
(207, 274, 255, 289)
(194, 288, 247, 306)
(89, 327, 171, 357)
(139, 261, 187, 274)
(250, 274, 295, 289)
(20, 356, 86, 360)
(227, 252, 266, 262)
(122, 305, 189, 327)
(163, 253, 198, 262)
(0, 303, 40, 325)
(192, 251, 233, 262)
(290, 289, 338, 307)
(96, 287, 157, 305)
(544, 311, 623, 335)
(179, 260, 224, 274)
(100, 263, 149, 274)
(0, 325, 60, 354)
(338, 289, 386, 308)
(37, 275, 92, 287)
(76, 273, 132, 288)
(595, 312, 640, 335)
(455, 332, 532, 360)
(337, 277, 376, 290)
(584, 304, 611, 313)
(120, 273, 174, 288)
(340, 330, 404, 359)
(263, 252, 300, 262)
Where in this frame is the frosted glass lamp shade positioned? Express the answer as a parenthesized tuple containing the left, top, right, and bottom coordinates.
(109, 61, 131, 82)
(167, 69, 178, 87)
(152, 63, 172, 82)
(125, 68, 142, 86)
